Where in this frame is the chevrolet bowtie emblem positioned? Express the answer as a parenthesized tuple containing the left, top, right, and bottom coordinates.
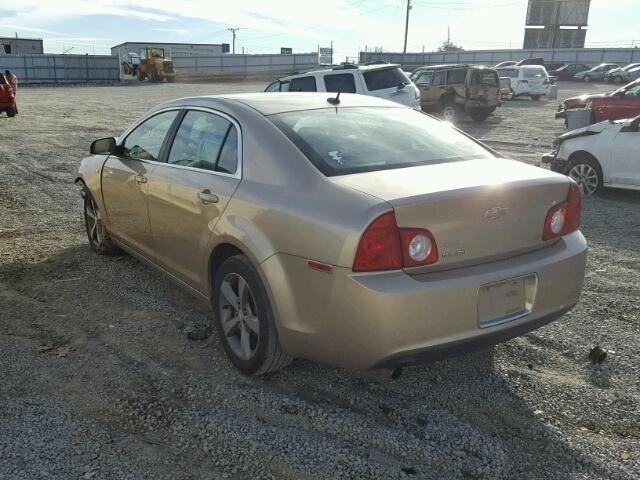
(484, 206, 508, 220)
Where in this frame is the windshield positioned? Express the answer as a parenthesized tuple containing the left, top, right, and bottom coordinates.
(269, 107, 493, 176)
(612, 80, 640, 96)
(363, 67, 410, 91)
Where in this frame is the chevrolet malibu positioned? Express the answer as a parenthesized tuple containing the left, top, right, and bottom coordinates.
(77, 93, 587, 375)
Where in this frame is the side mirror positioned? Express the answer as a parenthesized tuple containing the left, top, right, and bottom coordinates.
(397, 82, 407, 90)
(621, 117, 640, 132)
(90, 137, 117, 155)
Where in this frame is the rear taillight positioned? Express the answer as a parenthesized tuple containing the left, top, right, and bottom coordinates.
(542, 183, 581, 241)
(353, 212, 438, 272)
(544, 78, 550, 85)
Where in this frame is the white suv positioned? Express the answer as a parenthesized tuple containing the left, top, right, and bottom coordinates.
(495, 65, 551, 100)
(265, 63, 421, 110)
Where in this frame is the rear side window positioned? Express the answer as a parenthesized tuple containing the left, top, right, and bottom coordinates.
(290, 76, 317, 92)
(123, 111, 179, 161)
(324, 73, 356, 93)
(167, 111, 238, 173)
(363, 67, 410, 91)
(447, 69, 466, 84)
(470, 70, 499, 86)
(522, 66, 547, 79)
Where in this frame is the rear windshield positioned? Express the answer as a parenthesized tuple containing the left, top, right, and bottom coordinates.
(363, 67, 410, 91)
(470, 70, 499, 86)
(497, 68, 518, 78)
(522, 66, 548, 78)
(269, 107, 493, 176)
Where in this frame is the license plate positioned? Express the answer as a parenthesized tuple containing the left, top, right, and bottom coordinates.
(477, 275, 536, 328)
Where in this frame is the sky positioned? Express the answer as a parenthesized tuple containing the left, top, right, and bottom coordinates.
(0, 0, 638, 61)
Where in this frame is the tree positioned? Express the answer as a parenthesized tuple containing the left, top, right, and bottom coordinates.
(438, 41, 464, 52)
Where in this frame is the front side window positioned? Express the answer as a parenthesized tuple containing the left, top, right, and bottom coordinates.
(123, 111, 179, 161)
(289, 76, 317, 92)
(431, 71, 445, 86)
(265, 81, 280, 92)
(447, 69, 466, 85)
(270, 107, 493, 176)
(414, 72, 432, 87)
(280, 81, 290, 92)
(324, 73, 356, 93)
(167, 111, 238, 173)
(363, 67, 410, 91)
(625, 86, 640, 97)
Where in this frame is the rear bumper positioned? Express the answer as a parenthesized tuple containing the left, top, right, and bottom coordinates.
(262, 231, 587, 370)
(375, 306, 571, 368)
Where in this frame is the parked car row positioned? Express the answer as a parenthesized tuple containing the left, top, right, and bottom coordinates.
(556, 79, 640, 125)
(494, 59, 640, 83)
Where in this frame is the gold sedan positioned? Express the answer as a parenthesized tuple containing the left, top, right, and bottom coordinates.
(77, 93, 587, 375)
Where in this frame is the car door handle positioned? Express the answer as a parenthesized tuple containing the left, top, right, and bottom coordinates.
(135, 175, 147, 184)
(198, 190, 219, 204)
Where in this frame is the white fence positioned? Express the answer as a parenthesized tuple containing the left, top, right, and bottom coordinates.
(173, 53, 320, 75)
(360, 48, 640, 69)
(0, 54, 120, 83)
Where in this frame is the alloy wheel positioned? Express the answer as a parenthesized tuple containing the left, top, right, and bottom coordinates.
(85, 195, 104, 248)
(568, 163, 599, 195)
(219, 273, 260, 361)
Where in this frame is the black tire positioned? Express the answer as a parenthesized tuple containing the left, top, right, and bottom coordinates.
(469, 108, 490, 122)
(83, 190, 118, 254)
(531, 95, 541, 101)
(136, 70, 145, 81)
(7, 107, 16, 117)
(614, 76, 623, 84)
(212, 255, 291, 375)
(565, 154, 603, 196)
(148, 68, 160, 82)
(441, 101, 459, 123)
(166, 75, 176, 83)
(583, 75, 591, 82)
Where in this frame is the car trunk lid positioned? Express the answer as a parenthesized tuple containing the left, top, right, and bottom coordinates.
(332, 159, 570, 272)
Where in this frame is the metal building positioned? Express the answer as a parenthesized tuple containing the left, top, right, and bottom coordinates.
(523, 0, 591, 49)
(110, 42, 229, 59)
(0, 37, 44, 55)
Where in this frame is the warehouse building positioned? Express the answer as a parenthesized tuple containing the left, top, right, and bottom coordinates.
(0, 37, 44, 54)
(110, 42, 229, 59)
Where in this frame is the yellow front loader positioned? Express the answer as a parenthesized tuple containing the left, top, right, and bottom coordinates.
(136, 47, 177, 83)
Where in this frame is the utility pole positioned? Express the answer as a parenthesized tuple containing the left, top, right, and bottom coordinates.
(403, 0, 411, 54)
(227, 27, 240, 54)
(447, 26, 450, 46)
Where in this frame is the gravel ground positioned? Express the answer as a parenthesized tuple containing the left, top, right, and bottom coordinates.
(0, 80, 638, 480)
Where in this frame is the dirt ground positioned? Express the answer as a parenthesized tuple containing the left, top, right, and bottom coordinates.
(1, 80, 639, 480)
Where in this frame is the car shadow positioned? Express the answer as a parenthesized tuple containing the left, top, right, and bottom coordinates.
(0, 243, 614, 479)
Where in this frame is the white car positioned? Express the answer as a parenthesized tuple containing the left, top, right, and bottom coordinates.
(495, 65, 551, 100)
(542, 115, 640, 195)
(264, 63, 421, 110)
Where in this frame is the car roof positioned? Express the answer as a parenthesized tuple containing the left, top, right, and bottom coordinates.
(282, 63, 401, 79)
(157, 92, 402, 117)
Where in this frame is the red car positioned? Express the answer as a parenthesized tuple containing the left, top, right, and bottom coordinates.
(556, 79, 640, 125)
(0, 73, 16, 117)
